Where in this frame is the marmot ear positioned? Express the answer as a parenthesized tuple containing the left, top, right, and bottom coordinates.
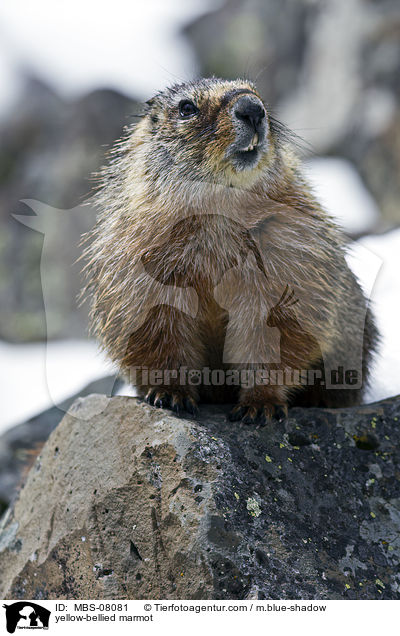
(145, 98, 155, 110)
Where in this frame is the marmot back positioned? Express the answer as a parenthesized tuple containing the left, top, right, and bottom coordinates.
(82, 77, 378, 425)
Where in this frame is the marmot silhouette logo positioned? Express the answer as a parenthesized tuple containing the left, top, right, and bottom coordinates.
(3, 602, 50, 633)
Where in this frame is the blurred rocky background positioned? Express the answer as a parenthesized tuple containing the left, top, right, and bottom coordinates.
(1, 0, 399, 346)
(0, 0, 399, 431)
(186, 0, 400, 224)
(0, 80, 137, 341)
(1, 0, 399, 344)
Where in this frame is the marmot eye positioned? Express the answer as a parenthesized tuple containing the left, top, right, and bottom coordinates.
(178, 100, 198, 119)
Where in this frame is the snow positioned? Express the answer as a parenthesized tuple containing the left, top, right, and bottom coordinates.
(0, 339, 116, 435)
(348, 229, 400, 403)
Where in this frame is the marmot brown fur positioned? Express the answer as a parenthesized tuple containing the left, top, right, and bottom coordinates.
(82, 77, 378, 424)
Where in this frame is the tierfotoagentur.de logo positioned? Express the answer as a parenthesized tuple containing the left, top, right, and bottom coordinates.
(3, 602, 50, 633)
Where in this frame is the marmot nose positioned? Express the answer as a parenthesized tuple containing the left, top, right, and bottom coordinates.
(233, 96, 265, 131)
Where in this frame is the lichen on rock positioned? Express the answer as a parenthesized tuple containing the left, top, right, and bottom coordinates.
(0, 394, 399, 599)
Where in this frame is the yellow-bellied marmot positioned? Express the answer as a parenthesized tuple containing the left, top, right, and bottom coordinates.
(82, 77, 378, 425)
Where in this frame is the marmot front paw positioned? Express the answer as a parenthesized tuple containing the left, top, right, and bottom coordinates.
(144, 388, 199, 417)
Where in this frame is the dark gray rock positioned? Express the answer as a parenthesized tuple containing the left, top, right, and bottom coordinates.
(0, 394, 399, 599)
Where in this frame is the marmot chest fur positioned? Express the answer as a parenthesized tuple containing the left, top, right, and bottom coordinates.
(82, 77, 378, 425)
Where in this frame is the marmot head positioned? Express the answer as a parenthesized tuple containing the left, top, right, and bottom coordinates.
(131, 77, 281, 190)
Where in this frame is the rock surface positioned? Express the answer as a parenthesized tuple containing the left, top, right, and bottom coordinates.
(0, 394, 399, 600)
(0, 375, 122, 518)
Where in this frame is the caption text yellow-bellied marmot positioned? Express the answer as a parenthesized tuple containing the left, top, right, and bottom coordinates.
(82, 77, 378, 425)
